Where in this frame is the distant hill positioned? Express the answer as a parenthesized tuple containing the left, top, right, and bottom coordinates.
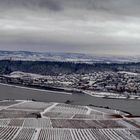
(0, 50, 139, 63)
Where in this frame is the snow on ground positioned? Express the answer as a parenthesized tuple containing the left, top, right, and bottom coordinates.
(8, 71, 45, 79)
(118, 71, 139, 76)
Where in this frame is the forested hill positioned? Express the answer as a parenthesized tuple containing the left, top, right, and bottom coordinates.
(0, 60, 140, 75)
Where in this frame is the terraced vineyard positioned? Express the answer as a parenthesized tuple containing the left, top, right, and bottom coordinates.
(14, 128, 36, 140)
(49, 104, 88, 115)
(44, 112, 74, 119)
(0, 127, 19, 140)
(38, 129, 73, 140)
(0, 100, 139, 140)
(51, 119, 128, 129)
(8, 119, 24, 127)
(10, 101, 53, 111)
(23, 118, 52, 128)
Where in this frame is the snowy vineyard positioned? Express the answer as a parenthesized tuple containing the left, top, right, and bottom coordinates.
(0, 118, 134, 129)
(0, 100, 139, 140)
(0, 127, 139, 140)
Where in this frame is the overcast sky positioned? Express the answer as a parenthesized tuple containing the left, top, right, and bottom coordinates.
(0, 0, 140, 56)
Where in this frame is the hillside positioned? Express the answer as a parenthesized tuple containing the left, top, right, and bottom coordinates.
(0, 60, 140, 75)
(0, 100, 139, 140)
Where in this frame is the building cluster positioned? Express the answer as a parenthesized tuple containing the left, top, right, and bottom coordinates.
(0, 71, 140, 96)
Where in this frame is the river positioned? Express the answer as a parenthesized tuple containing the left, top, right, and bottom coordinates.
(0, 84, 139, 115)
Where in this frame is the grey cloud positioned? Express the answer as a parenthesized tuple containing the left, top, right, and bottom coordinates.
(0, 0, 140, 15)
(0, 0, 140, 55)
(38, 0, 63, 11)
(0, 0, 63, 11)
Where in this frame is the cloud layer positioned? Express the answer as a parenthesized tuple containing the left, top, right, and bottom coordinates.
(0, 0, 140, 55)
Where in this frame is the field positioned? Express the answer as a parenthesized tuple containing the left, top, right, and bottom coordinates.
(0, 127, 138, 140)
(0, 127, 19, 140)
(49, 104, 88, 115)
(0, 101, 20, 106)
(0, 100, 139, 140)
(10, 101, 53, 111)
(51, 119, 128, 129)
(14, 128, 36, 140)
(23, 118, 52, 128)
(0, 109, 40, 118)
(38, 129, 73, 140)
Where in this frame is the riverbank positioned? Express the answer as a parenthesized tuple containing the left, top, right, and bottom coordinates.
(0, 83, 139, 115)
(84, 90, 140, 100)
(1, 82, 140, 101)
(0, 83, 72, 95)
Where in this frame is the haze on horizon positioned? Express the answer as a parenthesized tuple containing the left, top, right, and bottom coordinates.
(0, 0, 140, 56)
